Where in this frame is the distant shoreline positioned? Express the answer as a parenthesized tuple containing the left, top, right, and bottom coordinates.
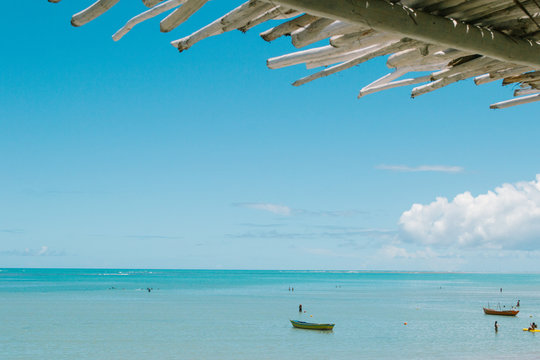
(2, 267, 540, 275)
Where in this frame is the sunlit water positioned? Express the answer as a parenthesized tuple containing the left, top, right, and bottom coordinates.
(2, 269, 540, 359)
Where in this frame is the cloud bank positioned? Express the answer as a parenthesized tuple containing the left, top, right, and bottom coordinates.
(124, 235, 182, 240)
(236, 202, 292, 216)
(379, 245, 439, 260)
(0, 246, 65, 256)
(235, 202, 361, 217)
(399, 175, 540, 250)
(377, 164, 464, 173)
(228, 227, 395, 241)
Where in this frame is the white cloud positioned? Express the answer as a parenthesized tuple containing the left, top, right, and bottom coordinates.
(295, 209, 363, 217)
(238, 202, 292, 216)
(379, 245, 438, 259)
(377, 164, 464, 173)
(0, 245, 64, 256)
(37, 246, 49, 255)
(303, 247, 361, 258)
(227, 227, 395, 241)
(399, 175, 540, 249)
(236, 203, 363, 218)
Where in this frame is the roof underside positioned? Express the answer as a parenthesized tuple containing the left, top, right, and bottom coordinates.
(49, 0, 540, 109)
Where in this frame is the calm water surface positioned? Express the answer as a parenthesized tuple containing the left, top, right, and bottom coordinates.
(1, 269, 540, 359)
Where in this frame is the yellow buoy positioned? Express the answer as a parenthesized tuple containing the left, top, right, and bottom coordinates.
(310, 315, 313, 317)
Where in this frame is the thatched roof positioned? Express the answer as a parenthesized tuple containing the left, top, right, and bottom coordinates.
(49, 0, 540, 108)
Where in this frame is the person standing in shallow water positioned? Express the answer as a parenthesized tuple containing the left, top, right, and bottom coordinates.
(299, 304, 302, 312)
(494, 321, 498, 332)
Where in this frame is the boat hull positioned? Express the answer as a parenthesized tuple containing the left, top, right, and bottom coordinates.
(483, 307, 519, 316)
(290, 320, 335, 330)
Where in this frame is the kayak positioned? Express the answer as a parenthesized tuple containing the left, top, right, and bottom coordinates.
(522, 328, 540, 332)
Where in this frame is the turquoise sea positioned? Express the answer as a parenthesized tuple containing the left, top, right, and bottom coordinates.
(2, 269, 540, 359)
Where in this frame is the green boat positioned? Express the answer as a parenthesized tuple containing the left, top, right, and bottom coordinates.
(290, 319, 335, 330)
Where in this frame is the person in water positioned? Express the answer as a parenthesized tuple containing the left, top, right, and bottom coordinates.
(517, 299, 520, 307)
(299, 304, 302, 312)
(494, 321, 498, 332)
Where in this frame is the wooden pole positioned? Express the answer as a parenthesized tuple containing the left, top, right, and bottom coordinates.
(238, 6, 288, 33)
(171, 0, 279, 51)
(474, 66, 532, 85)
(292, 21, 362, 48)
(71, 0, 121, 27)
(160, 0, 209, 32)
(113, 0, 185, 41)
(490, 94, 540, 109)
(142, 0, 164, 7)
(260, 14, 318, 42)
(292, 39, 417, 86)
(266, 0, 540, 68)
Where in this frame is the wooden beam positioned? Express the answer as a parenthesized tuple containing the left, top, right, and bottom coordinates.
(266, 0, 540, 68)
(291, 18, 333, 48)
(387, 46, 456, 68)
(142, 0, 164, 7)
(171, 19, 223, 51)
(71, 0, 120, 27)
(411, 61, 509, 97)
(220, 1, 275, 32)
(293, 39, 418, 86)
(238, 6, 286, 33)
(160, 0, 208, 32)
(490, 93, 540, 109)
(260, 14, 318, 42)
(502, 71, 540, 85)
(361, 63, 445, 91)
(358, 74, 431, 98)
(113, 0, 185, 41)
(267, 44, 365, 69)
(430, 57, 494, 81)
(292, 21, 363, 48)
(171, 0, 277, 51)
(331, 31, 399, 49)
(514, 88, 540, 96)
(474, 66, 532, 85)
(305, 46, 388, 68)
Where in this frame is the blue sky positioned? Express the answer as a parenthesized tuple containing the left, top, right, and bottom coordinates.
(1, 1, 540, 271)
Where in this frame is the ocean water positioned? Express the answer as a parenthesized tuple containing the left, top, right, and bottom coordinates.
(2, 269, 540, 359)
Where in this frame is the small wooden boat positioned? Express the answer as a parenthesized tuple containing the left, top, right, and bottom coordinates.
(290, 320, 335, 330)
(483, 307, 519, 316)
